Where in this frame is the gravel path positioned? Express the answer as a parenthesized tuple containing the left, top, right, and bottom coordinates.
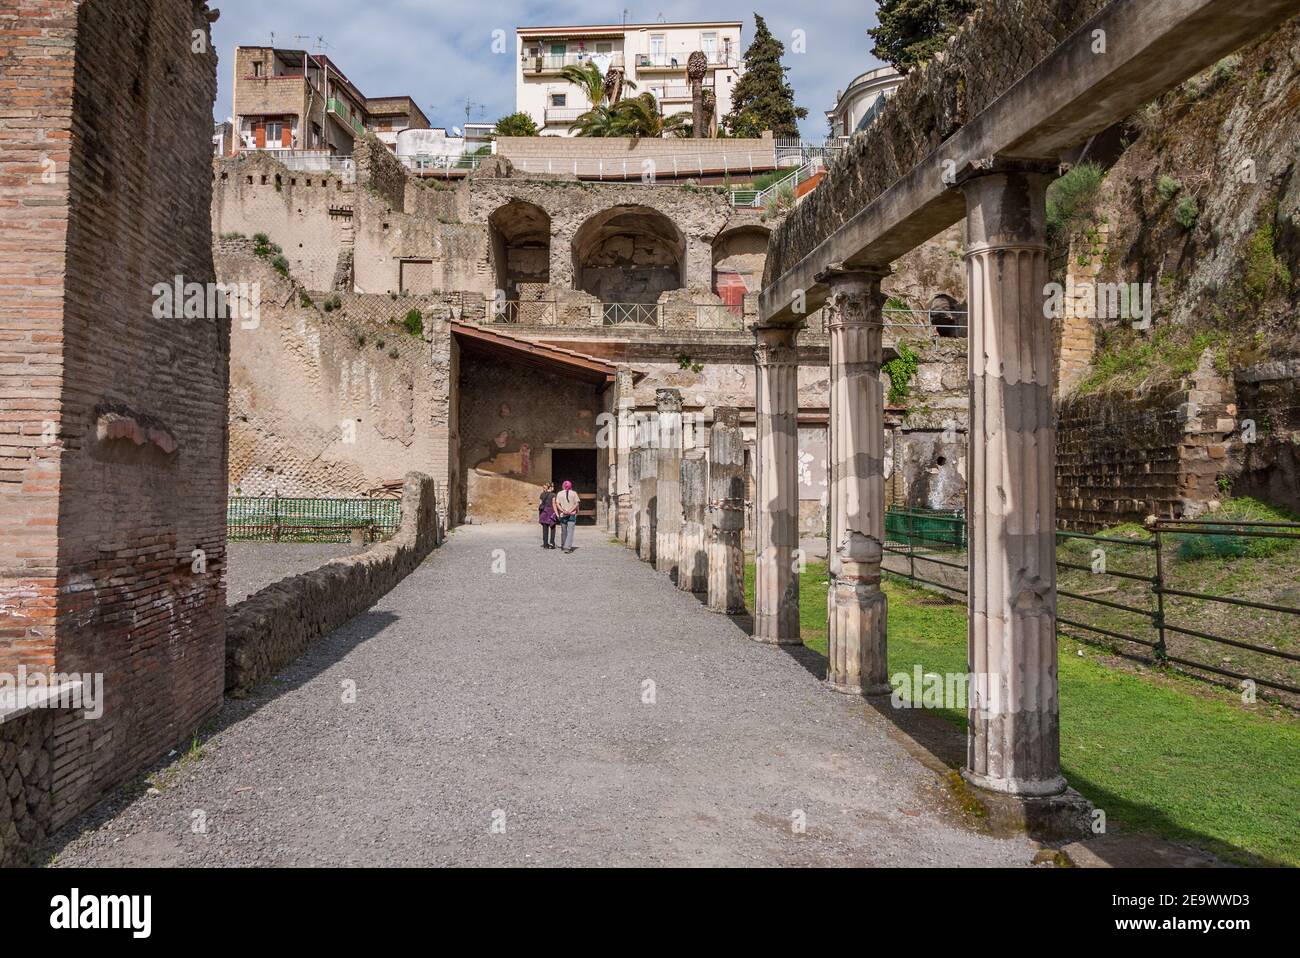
(49, 525, 1037, 867)
(225, 542, 360, 604)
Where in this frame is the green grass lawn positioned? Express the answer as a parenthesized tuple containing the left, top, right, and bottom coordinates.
(745, 559, 1300, 866)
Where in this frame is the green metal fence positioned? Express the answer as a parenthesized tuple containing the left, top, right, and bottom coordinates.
(884, 507, 967, 550)
(228, 495, 401, 543)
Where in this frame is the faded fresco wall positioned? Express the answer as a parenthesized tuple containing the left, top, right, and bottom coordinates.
(458, 351, 606, 524)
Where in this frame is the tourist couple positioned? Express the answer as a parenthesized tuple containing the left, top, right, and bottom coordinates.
(539, 481, 579, 552)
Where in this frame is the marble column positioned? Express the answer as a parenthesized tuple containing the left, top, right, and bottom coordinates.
(637, 412, 657, 564)
(823, 268, 891, 695)
(707, 406, 746, 614)
(961, 164, 1065, 797)
(677, 452, 708, 592)
(655, 388, 683, 577)
(612, 370, 634, 539)
(752, 324, 801, 644)
(626, 446, 642, 551)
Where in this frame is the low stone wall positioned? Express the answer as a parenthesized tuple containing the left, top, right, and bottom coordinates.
(225, 472, 440, 694)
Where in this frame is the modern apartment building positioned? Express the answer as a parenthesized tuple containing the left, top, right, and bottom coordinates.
(824, 65, 902, 140)
(228, 46, 426, 156)
(515, 21, 745, 136)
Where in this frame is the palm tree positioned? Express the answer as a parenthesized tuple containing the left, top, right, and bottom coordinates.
(570, 103, 623, 137)
(558, 61, 636, 109)
(609, 93, 691, 139)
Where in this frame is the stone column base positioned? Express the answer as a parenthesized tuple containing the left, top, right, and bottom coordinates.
(958, 776, 1094, 841)
(826, 580, 888, 696)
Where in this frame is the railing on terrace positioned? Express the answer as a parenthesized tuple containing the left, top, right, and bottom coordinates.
(882, 508, 1300, 704)
(507, 148, 777, 181)
(774, 138, 845, 167)
(258, 148, 357, 181)
(730, 158, 824, 208)
(485, 301, 746, 331)
(397, 153, 483, 176)
(228, 494, 401, 543)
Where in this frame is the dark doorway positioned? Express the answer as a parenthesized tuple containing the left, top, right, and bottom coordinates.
(551, 447, 598, 524)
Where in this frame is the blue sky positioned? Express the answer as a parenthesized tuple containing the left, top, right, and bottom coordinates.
(211, 1, 885, 140)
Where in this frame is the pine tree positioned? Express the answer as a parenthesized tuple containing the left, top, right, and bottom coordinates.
(869, 0, 976, 73)
(723, 14, 807, 139)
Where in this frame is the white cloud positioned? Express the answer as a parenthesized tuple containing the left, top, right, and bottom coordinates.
(212, 0, 885, 139)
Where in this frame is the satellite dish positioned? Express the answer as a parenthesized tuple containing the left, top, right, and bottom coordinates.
(453, 126, 462, 137)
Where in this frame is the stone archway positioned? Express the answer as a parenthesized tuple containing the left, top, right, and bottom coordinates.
(488, 199, 551, 302)
(571, 205, 686, 305)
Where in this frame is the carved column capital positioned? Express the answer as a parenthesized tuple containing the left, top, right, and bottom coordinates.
(753, 324, 800, 367)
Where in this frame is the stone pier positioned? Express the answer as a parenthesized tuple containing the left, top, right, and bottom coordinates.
(612, 371, 634, 538)
(677, 453, 708, 593)
(655, 388, 683, 577)
(626, 446, 643, 552)
(960, 165, 1066, 797)
(823, 269, 890, 695)
(707, 406, 746, 614)
(752, 325, 801, 644)
(638, 415, 658, 564)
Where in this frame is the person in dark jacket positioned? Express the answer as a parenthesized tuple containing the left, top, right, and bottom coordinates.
(538, 482, 558, 549)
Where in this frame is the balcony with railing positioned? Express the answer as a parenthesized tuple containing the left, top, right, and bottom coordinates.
(326, 97, 366, 137)
(523, 52, 625, 74)
(633, 52, 739, 71)
(543, 106, 586, 126)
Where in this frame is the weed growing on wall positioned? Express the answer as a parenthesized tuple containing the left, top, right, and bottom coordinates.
(402, 308, 424, 337)
(883, 340, 920, 404)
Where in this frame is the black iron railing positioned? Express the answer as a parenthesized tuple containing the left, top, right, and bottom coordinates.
(883, 509, 1300, 703)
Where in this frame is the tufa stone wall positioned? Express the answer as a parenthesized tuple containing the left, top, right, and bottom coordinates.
(765, 0, 1110, 286)
(1233, 361, 1300, 513)
(212, 152, 355, 291)
(225, 472, 440, 694)
(217, 246, 470, 498)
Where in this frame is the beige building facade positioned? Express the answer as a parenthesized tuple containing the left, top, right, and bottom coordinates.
(515, 21, 745, 136)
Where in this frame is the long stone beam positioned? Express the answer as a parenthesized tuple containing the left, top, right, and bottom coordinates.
(758, 0, 1298, 324)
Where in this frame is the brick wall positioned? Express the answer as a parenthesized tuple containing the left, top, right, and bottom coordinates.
(1056, 354, 1236, 529)
(0, 0, 76, 674)
(1, 0, 228, 841)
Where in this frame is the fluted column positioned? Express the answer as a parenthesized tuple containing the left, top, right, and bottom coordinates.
(655, 388, 683, 576)
(612, 370, 634, 539)
(707, 406, 745, 613)
(625, 446, 642, 551)
(637, 413, 657, 564)
(824, 269, 890, 695)
(752, 324, 801, 644)
(677, 453, 708, 592)
(961, 165, 1065, 797)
